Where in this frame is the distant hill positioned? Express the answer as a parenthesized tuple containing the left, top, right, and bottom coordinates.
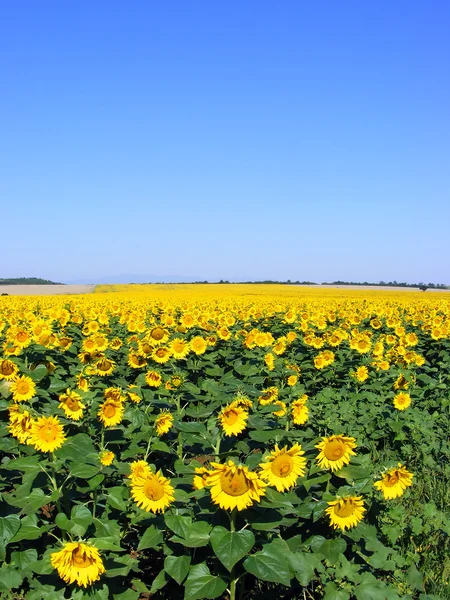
(0, 277, 63, 285)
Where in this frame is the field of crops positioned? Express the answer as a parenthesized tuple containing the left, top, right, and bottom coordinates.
(1, 284, 449, 600)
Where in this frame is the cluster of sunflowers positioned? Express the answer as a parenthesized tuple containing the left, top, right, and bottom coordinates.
(0, 285, 449, 598)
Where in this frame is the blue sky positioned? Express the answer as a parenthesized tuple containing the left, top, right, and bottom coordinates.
(1, 1, 449, 284)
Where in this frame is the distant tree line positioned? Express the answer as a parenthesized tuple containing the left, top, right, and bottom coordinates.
(0, 277, 62, 285)
(324, 280, 449, 290)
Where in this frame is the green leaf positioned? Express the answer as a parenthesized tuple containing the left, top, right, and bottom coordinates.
(243, 539, 293, 587)
(323, 582, 351, 600)
(106, 486, 128, 511)
(184, 563, 227, 600)
(69, 504, 93, 536)
(91, 537, 123, 551)
(318, 538, 347, 564)
(9, 488, 49, 514)
(407, 565, 424, 591)
(10, 514, 42, 542)
(288, 552, 321, 586)
(5, 455, 43, 473)
(70, 463, 100, 479)
(0, 514, 21, 545)
(0, 564, 23, 591)
(165, 514, 193, 538)
(164, 554, 191, 584)
(137, 525, 163, 551)
(170, 521, 211, 547)
(10, 548, 38, 572)
(29, 364, 48, 382)
(210, 526, 255, 572)
(149, 569, 168, 594)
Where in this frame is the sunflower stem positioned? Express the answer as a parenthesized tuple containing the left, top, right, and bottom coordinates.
(175, 395, 183, 459)
(229, 509, 238, 600)
(214, 434, 221, 458)
(144, 436, 153, 461)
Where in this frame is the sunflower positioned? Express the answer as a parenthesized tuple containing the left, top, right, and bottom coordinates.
(127, 386, 141, 404)
(51, 541, 105, 587)
(29, 416, 66, 452)
(353, 366, 369, 382)
(149, 326, 169, 344)
(8, 408, 35, 444)
(10, 375, 36, 402)
(258, 386, 278, 406)
(272, 400, 287, 417)
(130, 470, 175, 513)
(128, 353, 147, 369)
(95, 357, 115, 376)
(325, 496, 366, 530)
(291, 395, 309, 425)
(110, 337, 123, 350)
(58, 389, 85, 420)
(170, 338, 190, 359)
(190, 336, 207, 355)
(165, 374, 184, 390)
(315, 434, 357, 471)
(374, 464, 413, 499)
(0, 359, 19, 381)
(99, 450, 115, 466)
(155, 411, 174, 436)
(393, 374, 409, 390)
(219, 405, 248, 437)
(393, 392, 411, 411)
(230, 395, 252, 410)
(129, 460, 152, 482)
(207, 461, 267, 511)
(145, 370, 162, 388)
(98, 399, 124, 427)
(193, 466, 212, 490)
(259, 444, 307, 491)
(151, 346, 171, 364)
(264, 353, 275, 371)
(287, 375, 298, 387)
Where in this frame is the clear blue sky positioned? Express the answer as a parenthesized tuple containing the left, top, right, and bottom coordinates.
(2, 1, 449, 284)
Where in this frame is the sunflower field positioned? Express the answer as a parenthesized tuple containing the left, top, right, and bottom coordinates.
(1, 284, 449, 600)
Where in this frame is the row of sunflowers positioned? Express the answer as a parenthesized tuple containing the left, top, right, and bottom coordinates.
(1, 285, 449, 599)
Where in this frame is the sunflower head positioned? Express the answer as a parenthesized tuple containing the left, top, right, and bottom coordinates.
(259, 444, 307, 492)
(374, 464, 413, 499)
(207, 460, 267, 511)
(51, 541, 105, 587)
(29, 415, 66, 452)
(325, 496, 366, 530)
(219, 405, 248, 437)
(315, 434, 357, 471)
(155, 411, 174, 436)
(130, 469, 175, 513)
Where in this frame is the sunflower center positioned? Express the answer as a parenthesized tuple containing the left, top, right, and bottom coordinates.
(17, 332, 28, 342)
(41, 424, 58, 442)
(72, 548, 93, 568)
(1, 362, 14, 375)
(17, 382, 30, 394)
(151, 328, 165, 341)
(156, 349, 167, 357)
(223, 409, 238, 425)
(103, 404, 117, 418)
(271, 454, 293, 477)
(334, 500, 355, 518)
(66, 398, 79, 411)
(98, 360, 112, 371)
(324, 440, 345, 461)
(143, 478, 165, 501)
(385, 472, 400, 487)
(220, 470, 250, 496)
